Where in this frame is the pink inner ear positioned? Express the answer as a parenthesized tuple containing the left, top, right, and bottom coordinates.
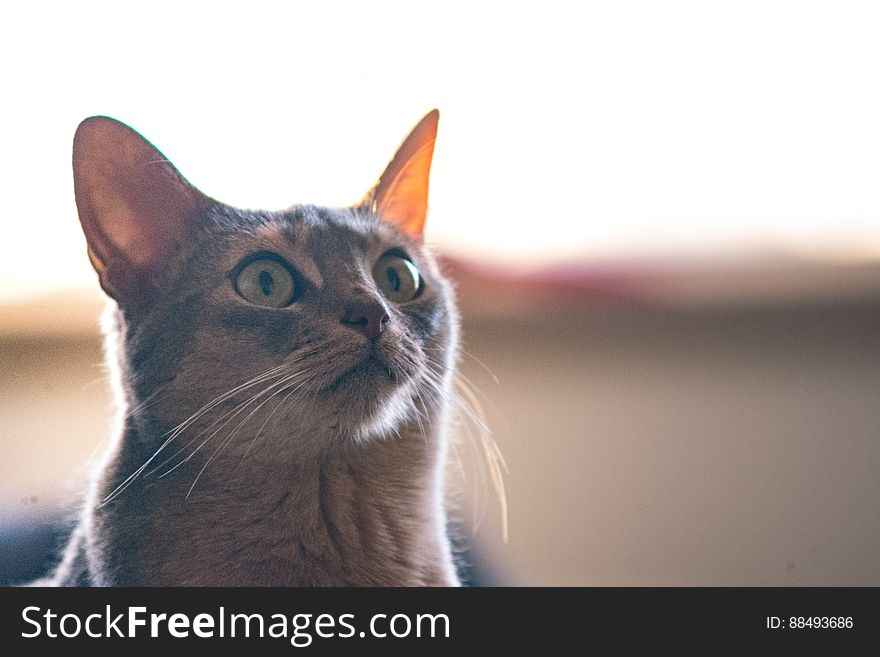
(73, 117, 206, 282)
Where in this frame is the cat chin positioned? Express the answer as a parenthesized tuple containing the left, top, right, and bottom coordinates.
(310, 380, 417, 444)
(351, 385, 417, 442)
(321, 353, 401, 394)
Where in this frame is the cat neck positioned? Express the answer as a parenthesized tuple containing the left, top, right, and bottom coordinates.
(83, 410, 459, 586)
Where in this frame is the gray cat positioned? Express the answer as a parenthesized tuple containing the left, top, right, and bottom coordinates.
(41, 111, 464, 585)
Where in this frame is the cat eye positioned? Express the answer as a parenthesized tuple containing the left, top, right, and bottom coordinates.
(373, 253, 422, 303)
(234, 256, 297, 308)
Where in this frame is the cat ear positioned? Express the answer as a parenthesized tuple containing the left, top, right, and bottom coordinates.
(73, 116, 209, 299)
(364, 110, 439, 240)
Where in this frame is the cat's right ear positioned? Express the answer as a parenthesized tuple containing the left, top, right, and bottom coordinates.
(73, 117, 209, 300)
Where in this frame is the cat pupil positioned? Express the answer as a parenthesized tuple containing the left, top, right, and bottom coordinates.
(387, 267, 401, 292)
(259, 270, 274, 296)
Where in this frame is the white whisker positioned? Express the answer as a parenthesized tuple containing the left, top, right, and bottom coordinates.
(100, 363, 292, 504)
(188, 373, 312, 497)
(421, 352, 508, 543)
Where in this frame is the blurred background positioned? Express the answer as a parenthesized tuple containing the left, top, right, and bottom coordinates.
(2, 1, 879, 585)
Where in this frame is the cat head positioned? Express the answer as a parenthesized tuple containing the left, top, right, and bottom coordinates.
(72, 112, 458, 453)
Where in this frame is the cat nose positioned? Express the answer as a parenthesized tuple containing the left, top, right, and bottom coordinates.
(340, 301, 390, 340)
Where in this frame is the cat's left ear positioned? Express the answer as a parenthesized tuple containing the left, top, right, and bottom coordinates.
(363, 110, 439, 240)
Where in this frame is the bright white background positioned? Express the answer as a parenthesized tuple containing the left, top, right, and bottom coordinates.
(3, 1, 880, 301)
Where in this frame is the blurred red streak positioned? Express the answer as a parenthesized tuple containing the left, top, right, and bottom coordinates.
(441, 255, 880, 318)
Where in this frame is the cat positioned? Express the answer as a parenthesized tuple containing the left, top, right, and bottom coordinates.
(39, 110, 468, 586)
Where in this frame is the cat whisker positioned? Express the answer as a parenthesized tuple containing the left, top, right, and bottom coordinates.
(421, 353, 508, 543)
(427, 348, 503, 419)
(446, 426, 468, 485)
(222, 377, 314, 490)
(147, 365, 309, 477)
(123, 387, 165, 420)
(87, 387, 168, 468)
(429, 345, 501, 385)
(189, 373, 312, 495)
(453, 373, 508, 543)
(157, 368, 308, 482)
(100, 363, 293, 504)
(403, 352, 492, 521)
(139, 346, 322, 484)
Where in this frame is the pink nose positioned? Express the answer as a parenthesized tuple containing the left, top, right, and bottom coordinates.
(340, 301, 389, 339)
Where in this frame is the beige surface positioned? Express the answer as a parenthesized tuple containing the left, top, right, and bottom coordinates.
(463, 304, 880, 585)
(2, 284, 879, 585)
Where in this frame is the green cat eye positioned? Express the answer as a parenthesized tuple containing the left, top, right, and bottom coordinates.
(373, 254, 422, 303)
(234, 258, 296, 308)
